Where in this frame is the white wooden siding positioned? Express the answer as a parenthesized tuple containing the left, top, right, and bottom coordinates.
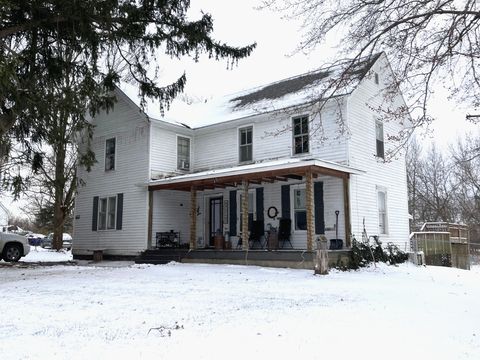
(191, 102, 348, 172)
(151, 190, 191, 246)
(150, 122, 194, 177)
(73, 91, 150, 256)
(347, 54, 410, 249)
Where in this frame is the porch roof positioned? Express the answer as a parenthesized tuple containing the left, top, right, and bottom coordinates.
(148, 158, 364, 191)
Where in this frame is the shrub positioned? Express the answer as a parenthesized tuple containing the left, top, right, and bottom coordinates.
(349, 236, 408, 270)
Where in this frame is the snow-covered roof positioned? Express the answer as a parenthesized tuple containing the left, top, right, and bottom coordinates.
(119, 54, 381, 129)
(148, 158, 364, 190)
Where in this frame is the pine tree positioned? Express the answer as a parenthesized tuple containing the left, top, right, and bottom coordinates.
(0, 0, 255, 249)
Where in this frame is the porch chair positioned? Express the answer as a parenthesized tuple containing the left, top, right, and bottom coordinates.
(278, 218, 293, 249)
(249, 220, 265, 249)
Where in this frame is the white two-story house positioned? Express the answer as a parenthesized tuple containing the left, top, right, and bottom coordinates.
(72, 53, 410, 262)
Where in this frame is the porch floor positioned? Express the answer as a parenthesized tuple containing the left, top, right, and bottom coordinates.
(136, 248, 352, 269)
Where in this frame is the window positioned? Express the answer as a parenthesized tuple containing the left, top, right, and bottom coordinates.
(378, 190, 387, 234)
(374, 72, 379, 85)
(293, 188, 307, 230)
(375, 120, 384, 159)
(239, 192, 255, 230)
(105, 138, 116, 171)
(177, 136, 190, 170)
(293, 116, 309, 154)
(239, 126, 253, 162)
(98, 196, 117, 230)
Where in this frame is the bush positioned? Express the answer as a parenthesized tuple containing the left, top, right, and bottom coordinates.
(349, 236, 408, 270)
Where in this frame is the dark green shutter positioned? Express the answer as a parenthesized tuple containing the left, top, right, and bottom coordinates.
(314, 182, 325, 234)
(116, 193, 123, 230)
(256, 187, 264, 221)
(229, 190, 237, 235)
(92, 196, 99, 231)
(281, 185, 291, 219)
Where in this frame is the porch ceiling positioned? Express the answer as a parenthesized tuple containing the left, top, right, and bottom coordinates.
(148, 158, 364, 192)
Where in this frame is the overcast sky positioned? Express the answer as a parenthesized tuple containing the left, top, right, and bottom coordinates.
(4, 0, 479, 220)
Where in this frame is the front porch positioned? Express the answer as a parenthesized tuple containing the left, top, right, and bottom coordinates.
(146, 158, 363, 267)
(136, 248, 352, 269)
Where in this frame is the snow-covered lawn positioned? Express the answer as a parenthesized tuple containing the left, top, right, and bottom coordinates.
(22, 247, 73, 263)
(0, 256, 479, 360)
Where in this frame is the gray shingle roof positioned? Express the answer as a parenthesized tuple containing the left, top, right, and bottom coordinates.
(230, 53, 381, 109)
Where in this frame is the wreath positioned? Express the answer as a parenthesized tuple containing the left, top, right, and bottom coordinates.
(267, 206, 279, 219)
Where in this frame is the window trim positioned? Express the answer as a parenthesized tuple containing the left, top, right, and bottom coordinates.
(238, 125, 253, 163)
(375, 119, 385, 159)
(291, 184, 307, 232)
(98, 195, 117, 231)
(104, 137, 116, 171)
(377, 187, 388, 235)
(292, 115, 310, 155)
(176, 135, 192, 171)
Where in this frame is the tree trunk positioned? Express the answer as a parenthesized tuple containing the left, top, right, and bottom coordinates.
(52, 136, 66, 251)
(314, 236, 329, 275)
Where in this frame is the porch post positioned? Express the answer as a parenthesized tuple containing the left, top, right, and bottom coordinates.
(147, 190, 153, 249)
(306, 170, 314, 251)
(343, 176, 351, 247)
(190, 186, 197, 250)
(242, 180, 249, 250)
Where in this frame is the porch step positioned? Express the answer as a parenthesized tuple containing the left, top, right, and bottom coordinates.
(135, 249, 189, 265)
(135, 249, 353, 269)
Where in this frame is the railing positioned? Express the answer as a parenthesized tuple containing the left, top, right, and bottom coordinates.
(419, 222, 469, 243)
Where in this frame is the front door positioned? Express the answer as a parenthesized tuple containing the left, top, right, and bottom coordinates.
(209, 197, 223, 246)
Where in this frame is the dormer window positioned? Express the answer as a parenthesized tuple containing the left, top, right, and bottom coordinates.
(105, 138, 116, 171)
(177, 136, 190, 170)
(293, 115, 309, 155)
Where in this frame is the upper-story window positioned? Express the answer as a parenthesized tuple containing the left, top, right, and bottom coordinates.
(98, 195, 117, 230)
(375, 120, 384, 159)
(177, 136, 190, 170)
(374, 72, 379, 85)
(239, 126, 253, 163)
(105, 138, 116, 171)
(293, 115, 309, 155)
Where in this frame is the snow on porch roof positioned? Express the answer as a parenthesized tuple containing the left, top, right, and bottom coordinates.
(148, 158, 364, 191)
(120, 53, 382, 129)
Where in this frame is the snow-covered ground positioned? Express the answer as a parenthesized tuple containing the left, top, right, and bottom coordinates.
(0, 255, 479, 360)
(22, 247, 73, 263)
